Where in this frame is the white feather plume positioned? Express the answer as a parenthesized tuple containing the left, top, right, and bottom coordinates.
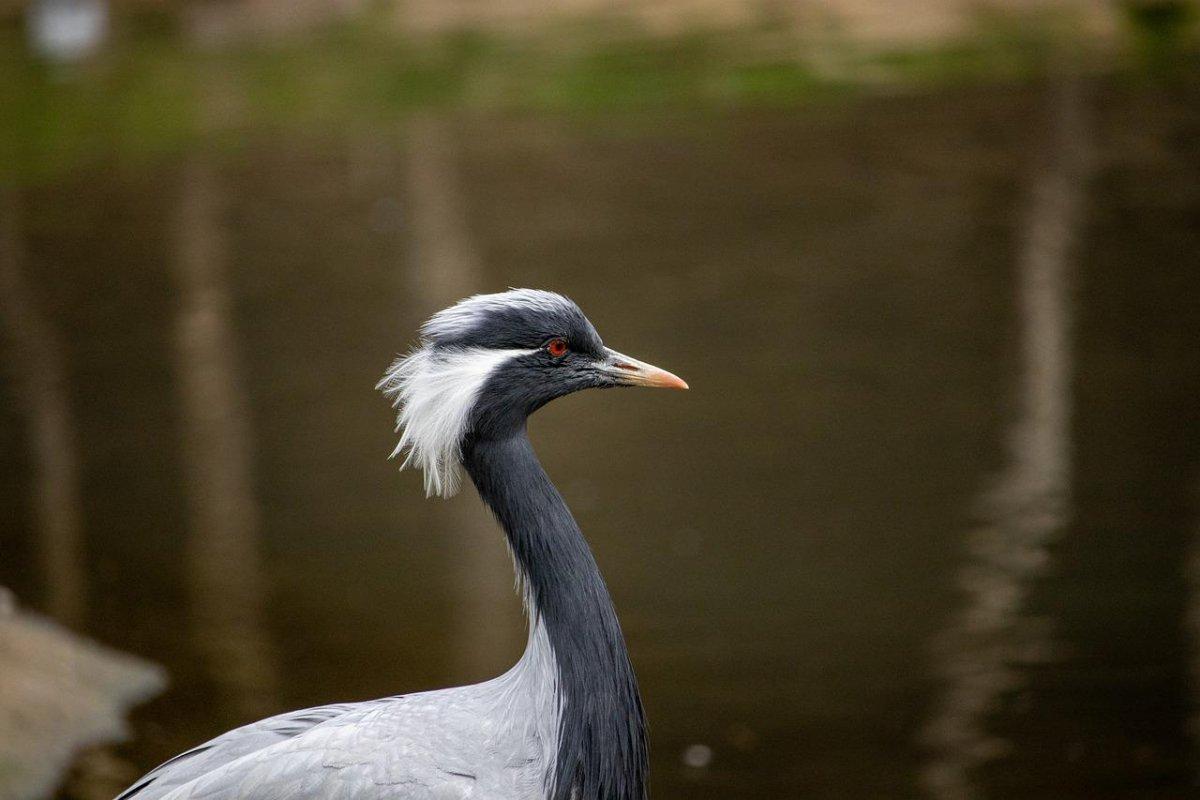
(378, 345, 531, 498)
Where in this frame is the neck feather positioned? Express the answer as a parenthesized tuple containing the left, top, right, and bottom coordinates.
(462, 433, 648, 800)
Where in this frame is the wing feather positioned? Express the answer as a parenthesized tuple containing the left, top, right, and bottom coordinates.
(117, 700, 387, 800)
(118, 686, 534, 800)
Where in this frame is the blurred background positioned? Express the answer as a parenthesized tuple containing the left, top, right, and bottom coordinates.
(0, 0, 1198, 798)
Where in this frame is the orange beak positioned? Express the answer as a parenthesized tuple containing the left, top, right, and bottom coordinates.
(603, 348, 689, 390)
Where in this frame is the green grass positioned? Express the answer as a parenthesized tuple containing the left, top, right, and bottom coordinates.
(0, 9, 1192, 181)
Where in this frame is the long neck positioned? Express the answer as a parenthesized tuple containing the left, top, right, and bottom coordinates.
(462, 433, 648, 800)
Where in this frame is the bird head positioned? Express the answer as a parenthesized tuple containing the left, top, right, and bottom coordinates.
(378, 289, 687, 497)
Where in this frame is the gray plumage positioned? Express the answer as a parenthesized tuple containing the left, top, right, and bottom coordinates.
(116, 290, 686, 800)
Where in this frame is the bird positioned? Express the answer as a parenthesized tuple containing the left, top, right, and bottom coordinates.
(115, 289, 688, 800)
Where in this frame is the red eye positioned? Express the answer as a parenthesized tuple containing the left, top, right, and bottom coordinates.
(545, 338, 569, 357)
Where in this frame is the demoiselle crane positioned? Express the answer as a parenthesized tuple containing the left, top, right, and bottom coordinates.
(116, 289, 688, 800)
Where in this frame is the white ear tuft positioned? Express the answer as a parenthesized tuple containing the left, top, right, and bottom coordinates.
(377, 345, 529, 498)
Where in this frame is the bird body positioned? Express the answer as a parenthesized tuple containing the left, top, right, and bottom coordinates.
(121, 645, 557, 800)
(116, 290, 686, 800)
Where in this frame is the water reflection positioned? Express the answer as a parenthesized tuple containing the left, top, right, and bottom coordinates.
(1, 187, 169, 798)
(1193, 480, 1200, 768)
(172, 157, 279, 720)
(403, 113, 523, 678)
(403, 114, 484, 303)
(0, 188, 86, 627)
(0, 75, 1196, 800)
(919, 78, 1091, 799)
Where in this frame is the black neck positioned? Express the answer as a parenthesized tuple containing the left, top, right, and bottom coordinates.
(462, 432, 648, 800)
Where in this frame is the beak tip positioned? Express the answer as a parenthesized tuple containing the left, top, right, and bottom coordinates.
(647, 368, 688, 391)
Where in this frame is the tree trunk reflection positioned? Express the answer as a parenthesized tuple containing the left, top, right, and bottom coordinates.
(919, 75, 1091, 800)
(403, 113, 523, 679)
(173, 157, 279, 721)
(0, 188, 86, 627)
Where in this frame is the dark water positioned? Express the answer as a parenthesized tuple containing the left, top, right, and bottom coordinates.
(2, 78, 1199, 799)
